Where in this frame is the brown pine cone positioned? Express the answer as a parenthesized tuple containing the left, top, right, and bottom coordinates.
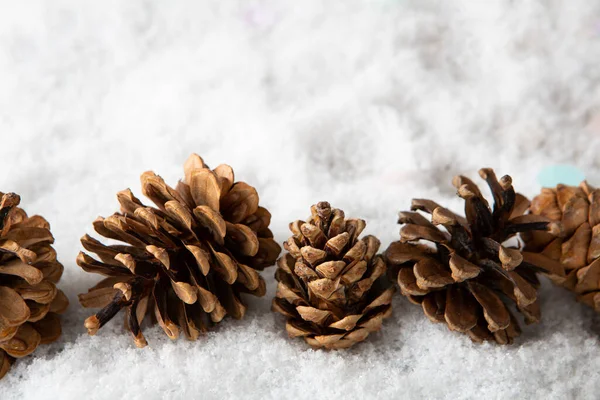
(0, 193, 69, 379)
(272, 202, 394, 350)
(77, 154, 281, 347)
(385, 169, 562, 344)
(524, 181, 600, 312)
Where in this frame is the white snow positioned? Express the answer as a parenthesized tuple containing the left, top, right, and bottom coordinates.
(1, 1, 600, 399)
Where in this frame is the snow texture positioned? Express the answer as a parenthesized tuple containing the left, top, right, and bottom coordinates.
(1, 0, 600, 399)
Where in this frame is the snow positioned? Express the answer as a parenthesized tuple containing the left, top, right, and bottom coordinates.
(1, 1, 600, 399)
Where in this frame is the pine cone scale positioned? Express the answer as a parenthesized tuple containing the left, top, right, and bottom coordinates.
(444, 285, 478, 332)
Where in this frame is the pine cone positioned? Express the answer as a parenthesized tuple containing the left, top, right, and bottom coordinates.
(524, 181, 600, 312)
(0, 193, 69, 379)
(272, 202, 394, 349)
(77, 154, 281, 347)
(384, 169, 562, 344)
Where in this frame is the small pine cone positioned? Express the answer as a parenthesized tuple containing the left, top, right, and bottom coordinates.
(272, 202, 394, 350)
(524, 181, 600, 312)
(385, 169, 561, 345)
(0, 193, 69, 380)
(77, 154, 281, 347)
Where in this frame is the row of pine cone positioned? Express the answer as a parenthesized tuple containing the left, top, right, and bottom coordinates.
(1, 154, 598, 379)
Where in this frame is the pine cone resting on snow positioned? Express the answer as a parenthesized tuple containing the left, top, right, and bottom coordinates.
(77, 154, 281, 347)
(272, 202, 394, 350)
(524, 182, 600, 312)
(385, 169, 563, 344)
(0, 193, 69, 379)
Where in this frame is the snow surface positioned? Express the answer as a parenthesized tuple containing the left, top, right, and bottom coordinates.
(1, 1, 600, 399)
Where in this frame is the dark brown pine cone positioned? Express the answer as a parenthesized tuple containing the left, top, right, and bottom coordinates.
(0, 193, 69, 379)
(385, 169, 562, 344)
(524, 181, 600, 312)
(272, 202, 394, 349)
(77, 154, 281, 347)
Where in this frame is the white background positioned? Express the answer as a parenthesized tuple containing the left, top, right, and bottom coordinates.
(1, 1, 599, 399)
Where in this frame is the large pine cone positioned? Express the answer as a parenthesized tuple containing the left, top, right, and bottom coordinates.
(77, 154, 281, 347)
(385, 169, 562, 344)
(524, 181, 600, 312)
(272, 202, 394, 349)
(0, 193, 69, 379)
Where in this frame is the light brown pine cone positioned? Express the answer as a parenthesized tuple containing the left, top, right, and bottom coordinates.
(524, 181, 600, 312)
(272, 202, 394, 349)
(77, 154, 281, 347)
(0, 193, 68, 379)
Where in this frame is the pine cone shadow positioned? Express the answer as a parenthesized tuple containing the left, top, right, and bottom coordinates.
(588, 310, 600, 337)
(517, 317, 549, 343)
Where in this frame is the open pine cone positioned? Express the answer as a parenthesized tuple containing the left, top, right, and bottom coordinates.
(385, 169, 562, 344)
(524, 181, 600, 312)
(0, 193, 68, 379)
(77, 154, 281, 347)
(272, 202, 394, 349)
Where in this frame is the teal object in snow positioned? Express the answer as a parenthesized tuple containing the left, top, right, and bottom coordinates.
(538, 165, 585, 188)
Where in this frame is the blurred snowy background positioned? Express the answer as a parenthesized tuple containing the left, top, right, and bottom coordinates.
(1, 1, 599, 399)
